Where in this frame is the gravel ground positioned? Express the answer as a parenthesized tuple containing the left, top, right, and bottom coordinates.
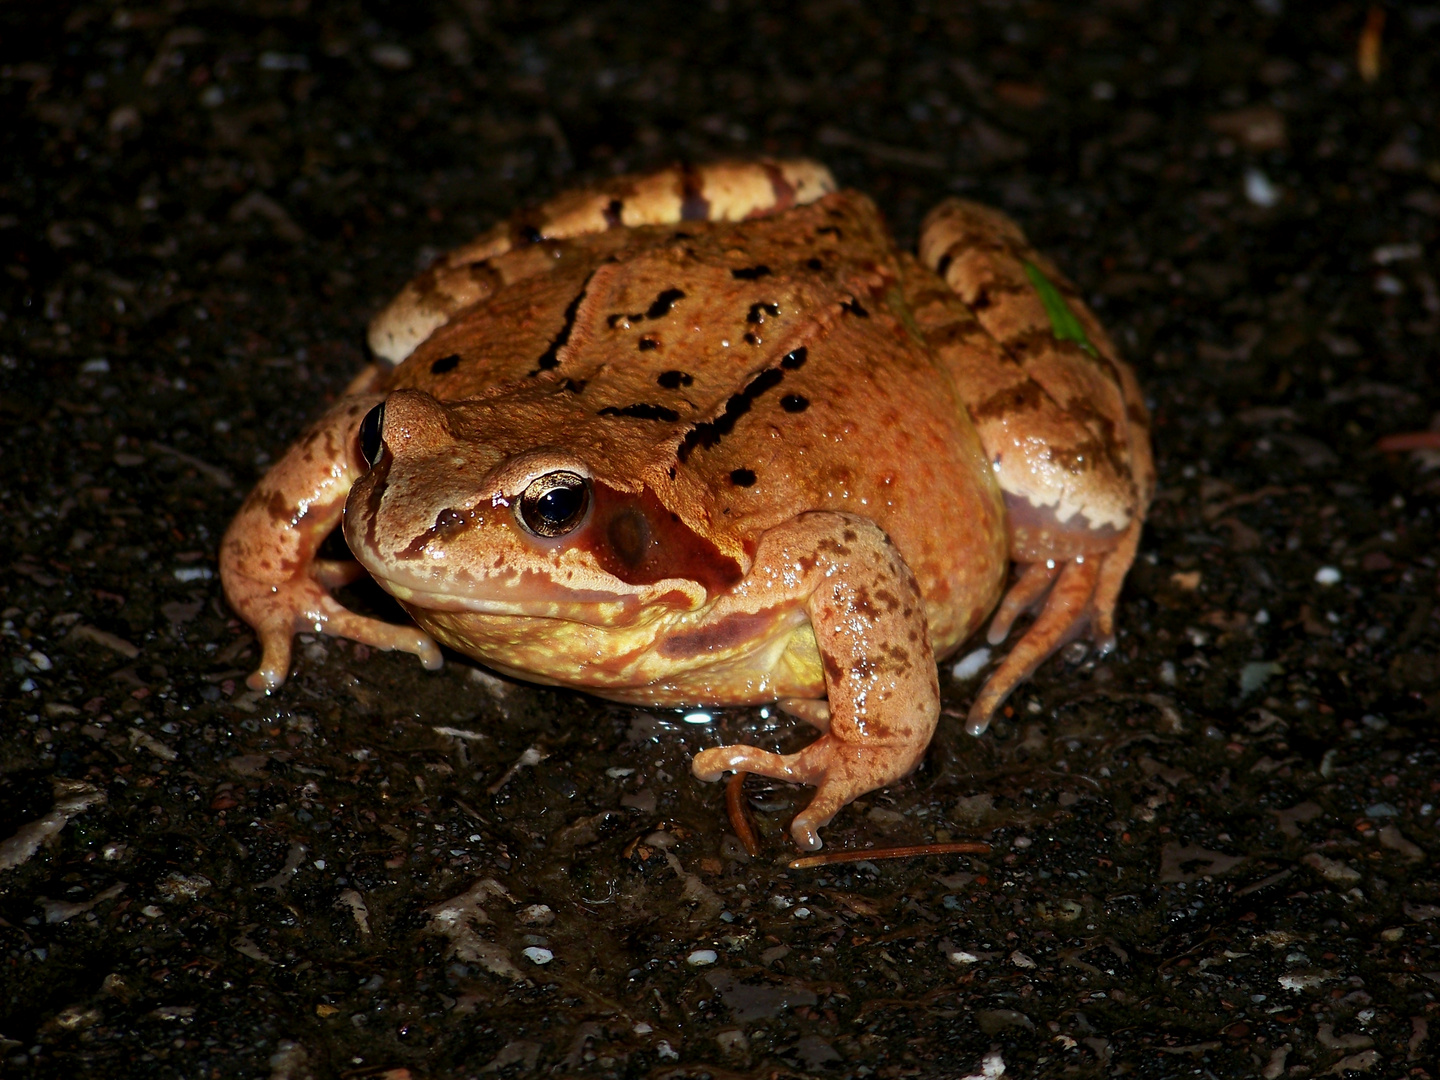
(2, 2, 1438, 1077)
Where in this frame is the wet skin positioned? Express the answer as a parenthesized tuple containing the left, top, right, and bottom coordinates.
(220, 160, 1153, 849)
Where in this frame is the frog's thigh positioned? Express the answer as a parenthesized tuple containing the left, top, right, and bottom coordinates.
(368, 159, 837, 364)
(691, 512, 940, 850)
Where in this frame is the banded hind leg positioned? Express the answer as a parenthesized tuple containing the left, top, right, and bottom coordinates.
(905, 199, 1154, 733)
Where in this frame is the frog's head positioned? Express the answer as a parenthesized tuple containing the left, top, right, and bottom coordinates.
(342, 389, 742, 627)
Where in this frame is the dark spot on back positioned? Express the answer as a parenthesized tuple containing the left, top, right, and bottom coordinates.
(638, 336, 659, 351)
(743, 332, 760, 346)
(730, 468, 756, 487)
(531, 273, 594, 374)
(731, 265, 772, 281)
(817, 225, 841, 238)
(841, 297, 869, 317)
(781, 394, 810, 413)
(806, 257, 824, 272)
(645, 288, 686, 319)
(657, 370, 693, 389)
(677, 367, 785, 462)
(517, 223, 543, 245)
(781, 347, 808, 370)
(561, 378, 587, 394)
(598, 403, 680, 422)
(430, 353, 460, 375)
(603, 199, 624, 228)
(746, 302, 780, 325)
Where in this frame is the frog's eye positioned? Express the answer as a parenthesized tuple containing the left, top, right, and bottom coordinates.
(358, 403, 386, 468)
(518, 471, 590, 538)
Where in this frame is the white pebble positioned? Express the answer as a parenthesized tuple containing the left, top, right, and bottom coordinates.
(948, 950, 980, 965)
(28, 651, 52, 672)
(1314, 566, 1342, 586)
(521, 946, 553, 965)
(1244, 167, 1280, 207)
(952, 647, 991, 681)
(686, 949, 718, 966)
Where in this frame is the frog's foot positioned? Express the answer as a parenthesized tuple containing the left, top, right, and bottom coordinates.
(967, 555, 1100, 735)
(693, 733, 925, 851)
(233, 570, 442, 692)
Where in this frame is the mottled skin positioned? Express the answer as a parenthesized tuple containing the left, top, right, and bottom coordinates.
(220, 160, 1152, 849)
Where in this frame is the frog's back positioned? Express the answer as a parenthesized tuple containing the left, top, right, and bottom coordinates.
(397, 202, 985, 509)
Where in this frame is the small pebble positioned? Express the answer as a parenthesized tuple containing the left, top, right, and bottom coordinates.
(952, 647, 991, 681)
(686, 949, 718, 966)
(1244, 167, 1280, 207)
(521, 946, 553, 965)
(1314, 566, 1341, 585)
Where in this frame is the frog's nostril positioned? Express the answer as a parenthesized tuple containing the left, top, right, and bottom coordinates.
(359, 402, 386, 468)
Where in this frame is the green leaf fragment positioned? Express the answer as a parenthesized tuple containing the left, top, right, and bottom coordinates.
(1023, 260, 1096, 356)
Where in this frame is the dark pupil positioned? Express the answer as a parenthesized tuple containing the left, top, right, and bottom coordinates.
(537, 485, 581, 524)
(521, 472, 589, 537)
(359, 402, 386, 467)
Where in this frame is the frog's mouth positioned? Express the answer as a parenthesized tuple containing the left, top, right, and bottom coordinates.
(343, 465, 710, 623)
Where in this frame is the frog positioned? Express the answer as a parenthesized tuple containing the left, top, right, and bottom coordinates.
(219, 159, 1153, 850)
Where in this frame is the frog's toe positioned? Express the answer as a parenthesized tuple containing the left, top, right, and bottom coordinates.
(312, 559, 368, 589)
(968, 556, 1098, 735)
(247, 636, 293, 693)
(986, 560, 1060, 646)
(691, 744, 779, 784)
(314, 595, 442, 670)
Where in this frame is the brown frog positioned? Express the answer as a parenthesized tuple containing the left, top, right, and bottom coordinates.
(220, 159, 1153, 849)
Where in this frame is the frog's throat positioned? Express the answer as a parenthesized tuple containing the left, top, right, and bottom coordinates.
(408, 603, 826, 706)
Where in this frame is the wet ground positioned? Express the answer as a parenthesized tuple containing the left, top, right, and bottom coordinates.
(2, 1, 1439, 1077)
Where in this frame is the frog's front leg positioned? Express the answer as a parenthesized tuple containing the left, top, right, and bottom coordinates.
(219, 389, 442, 691)
(691, 513, 939, 851)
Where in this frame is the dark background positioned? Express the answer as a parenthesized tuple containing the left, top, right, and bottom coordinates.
(2, 1, 1438, 1077)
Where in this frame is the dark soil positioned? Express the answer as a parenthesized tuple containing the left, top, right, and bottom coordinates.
(1, 2, 1437, 1077)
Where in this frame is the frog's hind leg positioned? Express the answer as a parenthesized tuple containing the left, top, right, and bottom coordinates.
(908, 198, 1153, 735)
(368, 159, 837, 364)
